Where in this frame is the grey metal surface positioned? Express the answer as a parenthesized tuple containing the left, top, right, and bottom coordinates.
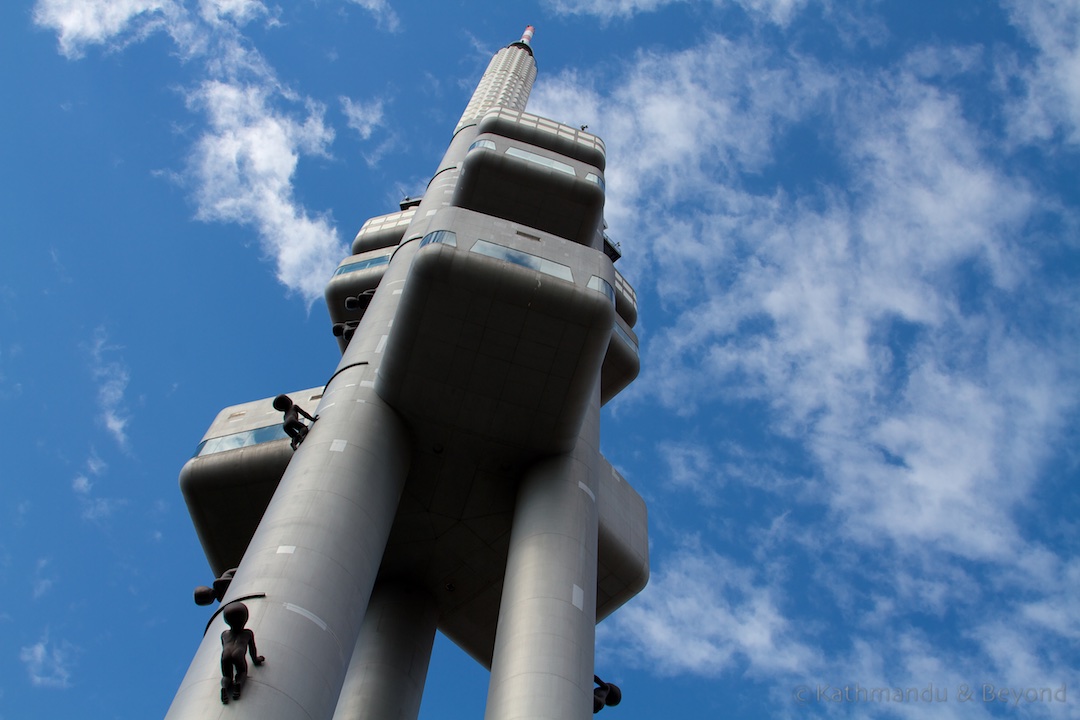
(166, 369, 413, 720)
(332, 581, 438, 720)
(177, 389, 648, 664)
(484, 384, 603, 719)
(351, 208, 416, 255)
(179, 387, 323, 577)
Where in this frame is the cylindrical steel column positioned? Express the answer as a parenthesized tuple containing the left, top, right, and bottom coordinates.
(484, 387, 602, 720)
(332, 581, 438, 720)
(166, 364, 412, 720)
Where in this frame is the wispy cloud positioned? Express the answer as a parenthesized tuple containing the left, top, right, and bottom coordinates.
(32, 0, 175, 59)
(536, 28, 1074, 549)
(73, 449, 107, 495)
(345, 0, 400, 32)
(340, 95, 385, 140)
(530, 35, 832, 270)
(543, 0, 808, 25)
(657, 440, 716, 497)
(19, 631, 75, 689)
(31, 558, 54, 600)
(197, 0, 271, 27)
(1001, 0, 1080, 144)
(32, 0, 402, 303)
(71, 450, 124, 522)
(85, 451, 106, 476)
(80, 497, 126, 523)
(88, 328, 131, 450)
(186, 80, 343, 301)
(536, 17, 1080, 693)
(605, 546, 819, 677)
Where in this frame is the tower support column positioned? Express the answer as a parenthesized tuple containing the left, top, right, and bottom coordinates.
(332, 580, 438, 720)
(166, 365, 412, 720)
(484, 391, 602, 720)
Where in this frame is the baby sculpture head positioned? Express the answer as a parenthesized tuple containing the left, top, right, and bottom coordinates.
(223, 601, 249, 630)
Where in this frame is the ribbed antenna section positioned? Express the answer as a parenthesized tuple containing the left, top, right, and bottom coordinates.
(455, 30, 538, 132)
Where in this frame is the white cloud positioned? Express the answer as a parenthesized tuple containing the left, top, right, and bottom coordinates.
(1017, 557, 1080, 641)
(35, 0, 349, 303)
(19, 631, 74, 688)
(85, 450, 107, 477)
(198, 0, 268, 26)
(544, 0, 684, 20)
(346, 0, 400, 32)
(536, 36, 1070, 566)
(71, 475, 91, 494)
(33, 0, 175, 58)
(1002, 0, 1080, 144)
(32, 559, 54, 599)
(736, 0, 807, 25)
(187, 80, 345, 302)
(340, 95, 385, 141)
(81, 497, 125, 522)
(606, 547, 819, 677)
(88, 328, 131, 450)
(829, 333, 1072, 562)
(539, 26, 1080, 691)
(72, 449, 123, 522)
(657, 440, 716, 496)
(972, 618, 1077, 699)
(543, 0, 808, 25)
(531, 36, 832, 283)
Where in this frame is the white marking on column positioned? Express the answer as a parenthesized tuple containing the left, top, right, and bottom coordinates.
(572, 584, 584, 611)
(376, 335, 388, 353)
(283, 603, 328, 631)
(329, 439, 348, 453)
(360, 380, 375, 388)
(276, 546, 296, 554)
(578, 481, 595, 502)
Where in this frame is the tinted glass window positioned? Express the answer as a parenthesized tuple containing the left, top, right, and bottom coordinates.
(194, 424, 289, 457)
(588, 275, 615, 305)
(471, 240, 574, 282)
(420, 230, 458, 248)
(334, 253, 391, 276)
(505, 147, 575, 176)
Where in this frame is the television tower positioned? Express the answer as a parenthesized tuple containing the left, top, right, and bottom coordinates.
(168, 27, 647, 720)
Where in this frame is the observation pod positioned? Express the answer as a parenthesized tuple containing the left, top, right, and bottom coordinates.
(169, 26, 647, 720)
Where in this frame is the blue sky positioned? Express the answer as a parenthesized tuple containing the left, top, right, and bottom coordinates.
(3, 0, 1079, 718)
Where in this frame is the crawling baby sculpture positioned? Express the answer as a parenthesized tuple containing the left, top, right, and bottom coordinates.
(220, 602, 264, 704)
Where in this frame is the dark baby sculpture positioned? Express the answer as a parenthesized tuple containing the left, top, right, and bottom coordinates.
(220, 602, 264, 704)
(593, 675, 622, 713)
(273, 394, 315, 450)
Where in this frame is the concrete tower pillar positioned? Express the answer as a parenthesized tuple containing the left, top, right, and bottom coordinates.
(332, 581, 439, 720)
(166, 364, 412, 720)
(484, 386, 602, 720)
